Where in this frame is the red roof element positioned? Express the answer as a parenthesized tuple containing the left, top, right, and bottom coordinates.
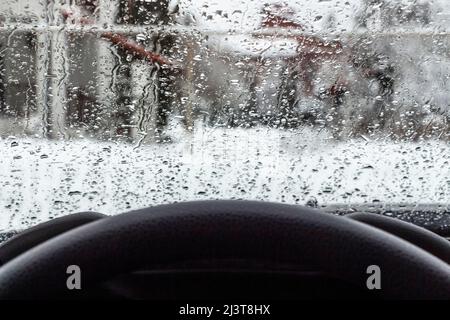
(61, 8, 173, 67)
(260, 3, 304, 30)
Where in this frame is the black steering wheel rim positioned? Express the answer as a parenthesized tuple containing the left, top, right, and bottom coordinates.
(0, 200, 449, 299)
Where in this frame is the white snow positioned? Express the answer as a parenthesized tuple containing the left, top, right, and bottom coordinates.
(0, 124, 448, 231)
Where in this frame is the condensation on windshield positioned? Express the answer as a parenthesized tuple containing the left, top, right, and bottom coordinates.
(0, 0, 449, 230)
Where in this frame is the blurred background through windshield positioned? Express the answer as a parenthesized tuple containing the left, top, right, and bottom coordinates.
(0, 0, 449, 230)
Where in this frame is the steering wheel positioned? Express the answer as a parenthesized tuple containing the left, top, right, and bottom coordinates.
(0, 200, 449, 299)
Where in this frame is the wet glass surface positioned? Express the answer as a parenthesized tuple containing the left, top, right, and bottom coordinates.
(0, 0, 449, 230)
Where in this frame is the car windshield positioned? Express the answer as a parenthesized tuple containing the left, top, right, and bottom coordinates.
(0, 0, 449, 232)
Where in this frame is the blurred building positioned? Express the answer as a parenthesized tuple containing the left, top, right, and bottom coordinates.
(0, 0, 449, 140)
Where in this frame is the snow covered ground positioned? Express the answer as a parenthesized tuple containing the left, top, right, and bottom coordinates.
(0, 125, 449, 231)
